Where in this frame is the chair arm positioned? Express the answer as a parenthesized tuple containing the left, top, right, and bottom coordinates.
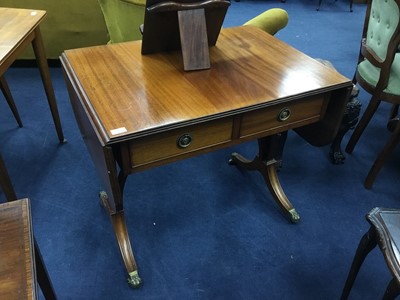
(243, 8, 289, 35)
(121, 0, 146, 6)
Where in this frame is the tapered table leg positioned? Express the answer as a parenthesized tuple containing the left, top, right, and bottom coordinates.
(0, 75, 23, 127)
(31, 27, 66, 144)
(229, 132, 300, 223)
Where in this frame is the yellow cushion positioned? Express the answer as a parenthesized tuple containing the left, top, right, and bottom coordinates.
(121, 0, 146, 6)
(243, 8, 289, 35)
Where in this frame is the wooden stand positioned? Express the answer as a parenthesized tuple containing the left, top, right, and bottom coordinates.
(178, 9, 210, 71)
(141, 0, 230, 71)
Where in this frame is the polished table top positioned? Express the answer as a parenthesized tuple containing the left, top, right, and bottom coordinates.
(0, 8, 46, 69)
(0, 7, 65, 143)
(61, 25, 351, 146)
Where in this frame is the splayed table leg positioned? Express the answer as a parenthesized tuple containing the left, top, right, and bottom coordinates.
(229, 132, 300, 223)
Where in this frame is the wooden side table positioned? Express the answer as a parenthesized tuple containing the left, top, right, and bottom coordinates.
(341, 207, 400, 299)
(0, 198, 56, 300)
(0, 7, 65, 143)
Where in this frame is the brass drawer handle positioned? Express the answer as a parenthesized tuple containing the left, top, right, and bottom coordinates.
(177, 133, 192, 148)
(278, 107, 291, 122)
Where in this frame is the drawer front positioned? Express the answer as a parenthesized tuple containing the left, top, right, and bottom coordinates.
(240, 94, 328, 138)
(129, 118, 232, 167)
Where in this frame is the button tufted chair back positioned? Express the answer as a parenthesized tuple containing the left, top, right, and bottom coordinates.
(345, 0, 400, 189)
(366, 0, 399, 61)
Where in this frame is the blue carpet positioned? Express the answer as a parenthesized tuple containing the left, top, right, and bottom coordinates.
(1, 1, 399, 299)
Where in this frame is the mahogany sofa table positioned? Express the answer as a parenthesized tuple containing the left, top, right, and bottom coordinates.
(0, 7, 65, 143)
(60, 26, 352, 287)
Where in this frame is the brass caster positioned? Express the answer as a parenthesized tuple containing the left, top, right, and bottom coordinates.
(288, 208, 300, 223)
(99, 191, 108, 207)
(127, 271, 142, 288)
(228, 152, 238, 165)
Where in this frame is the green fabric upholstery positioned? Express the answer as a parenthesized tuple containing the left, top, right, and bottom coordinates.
(0, 0, 109, 59)
(345, 0, 400, 189)
(243, 8, 289, 36)
(366, 0, 399, 60)
(358, 0, 400, 95)
(98, 0, 145, 43)
(358, 53, 400, 95)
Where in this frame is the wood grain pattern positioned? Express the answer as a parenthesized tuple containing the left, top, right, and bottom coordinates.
(129, 117, 232, 167)
(0, 7, 65, 143)
(178, 8, 210, 71)
(61, 26, 351, 145)
(0, 8, 46, 71)
(0, 199, 36, 300)
(60, 25, 353, 283)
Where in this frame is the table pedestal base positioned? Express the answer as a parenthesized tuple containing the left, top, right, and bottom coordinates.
(99, 132, 302, 287)
(229, 133, 300, 223)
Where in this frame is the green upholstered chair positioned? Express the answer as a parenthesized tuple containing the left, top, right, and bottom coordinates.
(98, 0, 288, 43)
(345, 0, 400, 189)
(98, 0, 146, 43)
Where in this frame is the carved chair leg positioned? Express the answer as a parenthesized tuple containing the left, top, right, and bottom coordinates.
(341, 227, 377, 300)
(383, 278, 400, 300)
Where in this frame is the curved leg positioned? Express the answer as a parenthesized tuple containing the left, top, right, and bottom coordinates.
(229, 133, 299, 223)
(98, 147, 142, 288)
(99, 191, 142, 288)
(341, 227, 377, 300)
(383, 278, 400, 300)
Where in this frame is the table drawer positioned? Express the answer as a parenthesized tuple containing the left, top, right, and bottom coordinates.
(240, 94, 328, 138)
(128, 118, 232, 167)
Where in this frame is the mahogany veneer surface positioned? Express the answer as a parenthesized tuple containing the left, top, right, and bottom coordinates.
(0, 199, 37, 300)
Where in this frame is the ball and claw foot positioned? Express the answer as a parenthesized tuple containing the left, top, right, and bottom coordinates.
(330, 149, 346, 165)
(288, 209, 300, 223)
(127, 271, 142, 288)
